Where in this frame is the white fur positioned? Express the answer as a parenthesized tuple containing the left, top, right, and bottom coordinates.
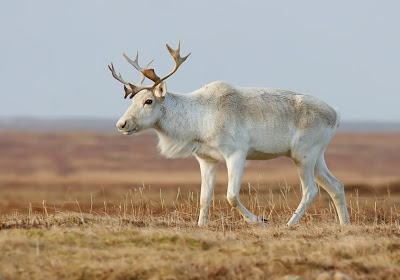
(116, 81, 350, 227)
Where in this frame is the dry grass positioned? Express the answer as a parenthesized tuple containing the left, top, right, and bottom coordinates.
(1, 131, 399, 279)
(1, 185, 399, 280)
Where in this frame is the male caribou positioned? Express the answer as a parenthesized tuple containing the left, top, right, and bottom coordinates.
(108, 42, 350, 227)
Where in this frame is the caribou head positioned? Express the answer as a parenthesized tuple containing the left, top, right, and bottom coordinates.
(108, 41, 190, 135)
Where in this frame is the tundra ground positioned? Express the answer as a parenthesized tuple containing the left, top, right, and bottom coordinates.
(0, 131, 399, 279)
(1, 184, 400, 280)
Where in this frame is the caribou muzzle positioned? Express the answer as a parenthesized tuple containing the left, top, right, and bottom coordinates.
(116, 118, 137, 135)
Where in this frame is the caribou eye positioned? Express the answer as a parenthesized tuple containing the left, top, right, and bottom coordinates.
(144, 99, 153, 105)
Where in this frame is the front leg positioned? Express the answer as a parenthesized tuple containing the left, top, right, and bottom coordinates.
(196, 156, 218, 227)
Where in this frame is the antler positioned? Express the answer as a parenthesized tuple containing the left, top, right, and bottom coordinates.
(109, 41, 190, 99)
(142, 41, 191, 88)
(123, 52, 156, 83)
(108, 63, 129, 86)
(108, 58, 152, 99)
(160, 41, 191, 83)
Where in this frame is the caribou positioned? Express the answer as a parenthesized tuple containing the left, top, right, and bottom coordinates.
(108, 42, 350, 227)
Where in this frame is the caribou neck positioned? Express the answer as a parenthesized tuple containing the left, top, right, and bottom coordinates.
(154, 92, 201, 139)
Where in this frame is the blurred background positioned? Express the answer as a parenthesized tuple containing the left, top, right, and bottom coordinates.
(0, 1, 399, 214)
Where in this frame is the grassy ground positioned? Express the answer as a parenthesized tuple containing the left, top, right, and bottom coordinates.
(1, 131, 399, 279)
(1, 186, 399, 280)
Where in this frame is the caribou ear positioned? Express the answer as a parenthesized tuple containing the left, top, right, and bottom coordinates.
(154, 82, 167, 98)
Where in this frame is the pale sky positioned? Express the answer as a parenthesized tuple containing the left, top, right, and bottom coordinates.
(1, 1, 399, 121)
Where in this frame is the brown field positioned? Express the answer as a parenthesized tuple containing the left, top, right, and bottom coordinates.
(0, 130, 399, 279)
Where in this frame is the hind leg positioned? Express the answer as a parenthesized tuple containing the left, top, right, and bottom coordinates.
(287, 156, 319, 227)
(315, 151, 350, 224)
(225, 151, 267, 224)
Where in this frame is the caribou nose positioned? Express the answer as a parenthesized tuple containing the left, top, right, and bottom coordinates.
(116, 120, 127, 130)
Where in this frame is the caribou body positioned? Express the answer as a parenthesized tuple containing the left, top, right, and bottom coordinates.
(109, 42, 350, 227)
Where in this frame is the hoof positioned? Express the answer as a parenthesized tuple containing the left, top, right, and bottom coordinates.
(258, 217, 268, 227)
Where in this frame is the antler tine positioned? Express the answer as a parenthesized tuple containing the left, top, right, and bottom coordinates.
(108, 63, 130, 86)
(123, 52, 160, 83)
(123, 85, 132, 99)
(123, 52, 145, 72)
(137, 59, 153, 86)
(158, 40, 191, 84)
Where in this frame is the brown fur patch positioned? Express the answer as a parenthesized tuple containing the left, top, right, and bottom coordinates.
(293, 95, 337, 129)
